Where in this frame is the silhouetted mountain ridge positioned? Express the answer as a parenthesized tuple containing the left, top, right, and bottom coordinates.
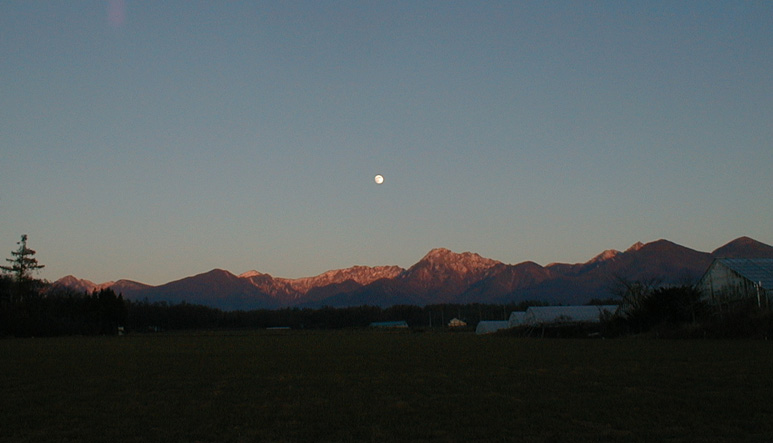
(711, 236, 773, 258)
(54, 237, 773, 310)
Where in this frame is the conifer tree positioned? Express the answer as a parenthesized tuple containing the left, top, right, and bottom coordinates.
(1, 235, 45, 285)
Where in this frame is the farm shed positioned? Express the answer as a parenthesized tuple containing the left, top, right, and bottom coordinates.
(475, 321, 510, 335)
(698, 258, 773, 307)
(508, 311, 526, 327)
(522, 305, 618, 326)
(369, 321, 409, 328)
(448, 318, 467, 328)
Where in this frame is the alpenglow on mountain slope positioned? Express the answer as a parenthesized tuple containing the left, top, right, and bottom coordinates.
(54, 237, 773, 310)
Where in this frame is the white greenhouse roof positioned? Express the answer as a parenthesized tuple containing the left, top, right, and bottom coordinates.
(475, 321, 510, 335)
(508, 311, 526, 327)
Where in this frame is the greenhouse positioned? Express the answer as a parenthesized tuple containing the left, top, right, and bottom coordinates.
(475, 321, 510, 335)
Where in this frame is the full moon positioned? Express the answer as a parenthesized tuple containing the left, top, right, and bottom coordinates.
(374, 174, 384, 184)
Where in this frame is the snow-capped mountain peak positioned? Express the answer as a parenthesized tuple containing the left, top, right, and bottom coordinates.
(417, 248, 501, 272)
(626, 242, 645, 252)
(589, 249, 620, 263)
(239, 270, 264, 279)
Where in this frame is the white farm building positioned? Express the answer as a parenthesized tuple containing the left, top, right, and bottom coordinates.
(698, 258, 773, 308)
(448, 318, 467, 328)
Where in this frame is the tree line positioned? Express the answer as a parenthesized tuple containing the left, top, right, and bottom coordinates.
(124, 299, 542, 332)
(1, 280, 128, 337)
(0, 235, 127, 336)
(2, 272, 542, 335)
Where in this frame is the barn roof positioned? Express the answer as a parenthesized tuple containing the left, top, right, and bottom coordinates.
(715, 258, 773, 290)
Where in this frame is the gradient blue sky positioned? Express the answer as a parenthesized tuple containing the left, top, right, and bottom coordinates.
(2, 1, 771, 285)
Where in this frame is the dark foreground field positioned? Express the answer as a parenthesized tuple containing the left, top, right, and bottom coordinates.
(2, 331, 772, 442)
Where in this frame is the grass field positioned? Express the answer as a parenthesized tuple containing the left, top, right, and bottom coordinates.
(2, 331, 772, 442)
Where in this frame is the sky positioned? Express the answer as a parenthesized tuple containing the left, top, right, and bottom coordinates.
(1, 1, 772, 285)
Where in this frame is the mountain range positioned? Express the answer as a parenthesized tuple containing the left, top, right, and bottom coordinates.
(53, 237, 773, 310)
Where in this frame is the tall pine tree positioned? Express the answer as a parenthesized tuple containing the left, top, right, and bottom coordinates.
(1, 235, 45, 301)
(1, 235, 44, 282)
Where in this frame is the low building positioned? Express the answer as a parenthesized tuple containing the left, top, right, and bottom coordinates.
(475, 321, 510, 335)
(448, 318, 467, 328)
(698, 258, 773, 307)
